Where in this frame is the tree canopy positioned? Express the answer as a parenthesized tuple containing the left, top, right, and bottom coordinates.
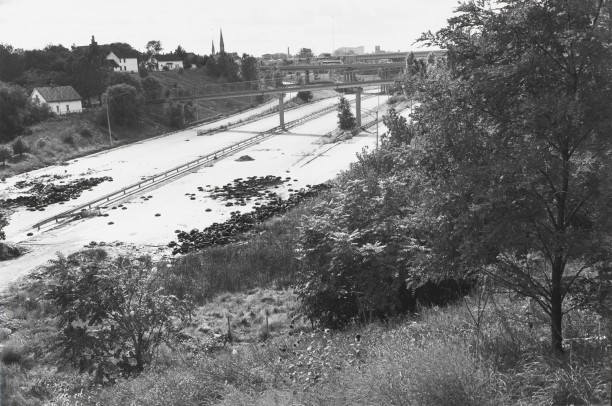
(415, 0, 612, 352)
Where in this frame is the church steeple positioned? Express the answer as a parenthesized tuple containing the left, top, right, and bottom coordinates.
(219, 29, 225, 54)
(212, 39, 215, 55)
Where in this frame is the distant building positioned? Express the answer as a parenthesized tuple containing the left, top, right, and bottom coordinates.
(334, 46, 365, 56)
(30, 86, 83, 115)
(146, 54, 184, 71)
(106, 49, 139, 73)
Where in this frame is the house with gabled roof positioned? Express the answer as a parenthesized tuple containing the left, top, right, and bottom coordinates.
(146, 54, 184, 71)
(106, 48, 139, 73)
(30, 86, 83, 115)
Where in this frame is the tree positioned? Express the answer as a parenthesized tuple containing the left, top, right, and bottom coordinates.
(146, 40, 163, 56)
(298, 48, 314, 61)
(216, 53, 240, 82)
(12, 137, 28, 156)
(0, 44, 24, 82)
(0, 145, 11, 166)
(381, 108, 412, 146)
(337, 96, 356, 130)
(104, 84, 143, 127)
(0, 84, 26, 142)
(205, 56, 220, 77)
(69, 40, 109, 105)
(46, 251, 193, 378)
(416, 0, 612, 353)
(240, 53, 259, 83)
(174, 45, 187, 60)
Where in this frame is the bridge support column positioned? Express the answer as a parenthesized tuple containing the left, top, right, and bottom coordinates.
(305, 69, 310, 84)
(355, 87, 362, 128)
(278, 93, 285, 129)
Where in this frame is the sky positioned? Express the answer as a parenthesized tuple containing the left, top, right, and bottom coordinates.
(0, 0, 461, 56)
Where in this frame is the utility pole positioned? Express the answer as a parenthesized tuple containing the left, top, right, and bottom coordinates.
(105, 95, 112, 147)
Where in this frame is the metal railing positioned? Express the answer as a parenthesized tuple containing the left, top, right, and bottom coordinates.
(30, 99, 370, 231)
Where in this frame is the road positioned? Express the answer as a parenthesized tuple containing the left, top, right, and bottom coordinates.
(0, 91, 395, 288)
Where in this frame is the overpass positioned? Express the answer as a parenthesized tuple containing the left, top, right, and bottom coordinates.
(145, 78, 400, 129)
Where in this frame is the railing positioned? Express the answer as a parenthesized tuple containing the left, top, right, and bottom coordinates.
(30, 98, 372, 231)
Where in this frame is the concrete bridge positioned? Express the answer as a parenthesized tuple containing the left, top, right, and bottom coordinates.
(145, 77, 401, 130)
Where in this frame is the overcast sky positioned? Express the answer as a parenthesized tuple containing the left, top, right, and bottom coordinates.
(0, 0, 460, 56)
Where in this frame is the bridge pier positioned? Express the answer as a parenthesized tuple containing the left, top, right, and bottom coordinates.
(278, 93, 285, 129)
(355, 87, 362, 127)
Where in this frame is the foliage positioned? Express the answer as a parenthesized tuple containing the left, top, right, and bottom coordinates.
(106, 71, 143, 92)
(174, 45, 187, 60)
(216, 53, 240, 82)
(0, 145, 12, 165)
(146, 40, 163, 56)
(138, 65, 149, 78)
(240, 53, 259, 83)
(45, 250, 193, 379)
(205, 56, 220, 77)
(68, 40, 109, 105)
(0, 44, 24, 82)
(296, 147, 471, 327)
(0, 209, 7, 240)
(415, 0, 612, 352)
(11, 137, 28, 156)
(142, 76, 163, 99)
(296, 91, 313, 102)
(0, 83, 26, 141)
(381, 107, 412, 146)
(336, 96, 355, 130)
(163, 102, 184, 128)
(104, 84, 143, 127)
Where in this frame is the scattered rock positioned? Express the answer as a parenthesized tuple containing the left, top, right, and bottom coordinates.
(236, 155, 255, 162)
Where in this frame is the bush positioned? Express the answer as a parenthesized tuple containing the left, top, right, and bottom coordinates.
(163, 102, 184, 128)
(45, 251, 194, 380)
(61, 133, 75, 146)
(178, 67, 185, 75)
(79, 127, 93, 138)
(0, 145, 11, 165)
(142, 76, 163, 100)
(297, 91, 313, 102)
(11, 137, 28, 156)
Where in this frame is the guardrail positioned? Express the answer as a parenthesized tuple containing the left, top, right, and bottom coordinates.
(30, 99, 366, 231)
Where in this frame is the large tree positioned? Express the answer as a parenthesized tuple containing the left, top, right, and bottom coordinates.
(240, 53, 260, 84)
(416, 0, 612, 352)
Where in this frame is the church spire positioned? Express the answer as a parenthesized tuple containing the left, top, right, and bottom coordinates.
(219, 29, 225, 54)
(212, 39, 215, 55)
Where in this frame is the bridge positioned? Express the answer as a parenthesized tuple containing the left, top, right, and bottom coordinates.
(145, 75, 401, 130)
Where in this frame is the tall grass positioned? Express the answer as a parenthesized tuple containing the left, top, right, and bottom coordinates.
(160, 199, 319, 303)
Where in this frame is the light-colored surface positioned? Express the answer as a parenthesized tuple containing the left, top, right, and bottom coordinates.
(0, 94, 393, 287)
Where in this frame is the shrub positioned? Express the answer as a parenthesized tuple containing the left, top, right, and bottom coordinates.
(45, 251, 194, 380)
(61, 133, 75, 146)
(178, 67, 185, 75)
(337, 96, 356, 130)
(142, 76, 163, 100)
(11, 137, 28, 156)
(0, 145, 12, 165)
(79, 127, 93, 138)
(0, 346, 24, 366)
(297, 91, 313, 102)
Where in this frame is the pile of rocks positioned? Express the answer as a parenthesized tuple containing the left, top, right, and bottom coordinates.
(1, 176, 113, 211)
(169, 183, 331, 254)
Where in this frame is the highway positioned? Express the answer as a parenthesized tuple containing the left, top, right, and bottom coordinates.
(0, 92, 394, 287)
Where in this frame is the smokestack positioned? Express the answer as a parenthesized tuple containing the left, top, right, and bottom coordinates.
(287, 47, 290, 57)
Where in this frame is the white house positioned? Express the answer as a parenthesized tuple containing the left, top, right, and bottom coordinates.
(106, 49, 139, 73)
(30, 86, 83, 115)
(146, 54, 184, 71)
